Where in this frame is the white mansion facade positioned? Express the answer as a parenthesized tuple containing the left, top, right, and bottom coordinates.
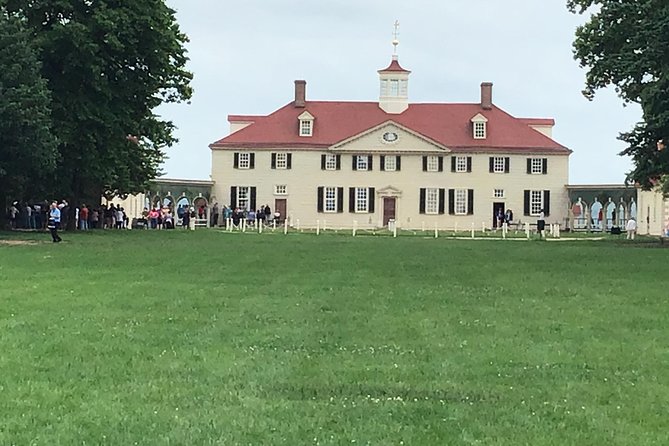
(209, 53, 572, 230)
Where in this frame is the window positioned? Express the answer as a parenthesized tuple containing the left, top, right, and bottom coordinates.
(455, 189, 468, 215)
(324, 187, 337, 212)
(489, 156, 509, 173)
(237, 186, 249, 210)
(238, 153, 250, 169)
(528, 158, 547, 175)
(324, 154, 337, 170)
(426, 155, 439, 172)
(425, 188, 439, 214)
(530, 190, 543, 215)
(389, 79, 399, 96)
(474, 122, 486, 139)
(384, 156, 397, 171)
(356, 155, 368, 171)
(380, 79, 388, 96)
(275, 153, 288, 169)
(494, 189, 505, 198)
(300, 120, 312, 136)
(274, 185, 287, 195)
(456, 156, 468, 172)
(356, 187, 368, 212)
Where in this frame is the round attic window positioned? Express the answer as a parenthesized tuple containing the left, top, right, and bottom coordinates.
(382, 131, 399, 144)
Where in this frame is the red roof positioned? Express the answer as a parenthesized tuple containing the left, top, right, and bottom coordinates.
(378, 57, 411, 73)
(519, 118, 555, 126)
(211, 101, 571, 154)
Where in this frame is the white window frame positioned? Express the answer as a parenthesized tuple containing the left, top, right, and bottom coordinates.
(455, 189, 468, 215)
(355, 187, 368, 213)
(530, 158, 543, 174)
(238, 153, 250, 169)
(380, 79, 388, 96)
(493, 156, 506, 173)
(493, 189, 505, 199)
(324, 187, 337, 213)
(237, 186, 250, 210)
(274, 185, 287, 195)
(324, 154, 337, 171)
(474, 122, 486, 139)
(356, 155, 368, 171)
(389, 79, 399, 97)
(275, 153, 288, 169)
(426, 155, 439, 172)
(530, 190, 543, 216)
(384, 156, 397, 172)
(455, 156, 468, 173)
(300, 120, 313, 137)
(425, 188, 439, 215)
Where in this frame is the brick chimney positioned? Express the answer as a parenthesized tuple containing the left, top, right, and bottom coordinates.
(294, 80, 306, 108)
(480, 82, 493, 110)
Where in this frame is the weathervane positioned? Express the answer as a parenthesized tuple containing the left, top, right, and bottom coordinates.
(392, 20, 400, 54)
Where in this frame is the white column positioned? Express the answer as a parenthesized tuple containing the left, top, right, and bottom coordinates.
(434, 222, 438, 238)
(316, 219, 320, 236)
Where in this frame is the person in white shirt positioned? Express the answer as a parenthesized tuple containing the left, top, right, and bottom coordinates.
(625, 217, 637, 240)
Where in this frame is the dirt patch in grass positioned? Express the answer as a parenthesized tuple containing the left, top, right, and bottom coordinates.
(0, 239, 39, 246)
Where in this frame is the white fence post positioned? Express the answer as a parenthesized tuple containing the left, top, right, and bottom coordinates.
(421, 221, 425, 232)
(353, 221, 357, 237)
(454, 222, 458, 234)
(284, 220, 288, 235)
(482, 222, 486, 233)
(242, 219, 246, 233)
(393, 222, 397, 238)
(316, 219, 320, 236)
(323, 219, 327, 232)
(556, 224, 561, 238)
(525, 222, 530, 239)
(296, 219, 301, 232)
(434, 222, 438, 238)
(259, 220, 263, 234)
(471, 222, 475, 239)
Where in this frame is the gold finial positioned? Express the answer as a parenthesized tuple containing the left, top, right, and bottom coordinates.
(392, 20, 400, 54)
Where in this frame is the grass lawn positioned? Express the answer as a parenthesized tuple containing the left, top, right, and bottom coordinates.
(1, 230, 668, 445)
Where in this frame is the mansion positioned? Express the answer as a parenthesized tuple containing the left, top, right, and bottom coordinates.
(209, 52, 571, 230)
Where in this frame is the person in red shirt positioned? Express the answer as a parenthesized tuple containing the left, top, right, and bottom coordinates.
(79, 204, 89, 230)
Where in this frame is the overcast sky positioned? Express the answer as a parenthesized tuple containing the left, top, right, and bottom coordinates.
(158, 0, 641, 185)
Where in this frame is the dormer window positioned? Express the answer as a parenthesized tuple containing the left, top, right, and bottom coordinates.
(298, 111, 314, 137)
(470, 113, 488, 139)
(300, 120, 312, 136)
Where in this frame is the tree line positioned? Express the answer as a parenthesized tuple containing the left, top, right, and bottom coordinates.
(0, 1, 192, 227)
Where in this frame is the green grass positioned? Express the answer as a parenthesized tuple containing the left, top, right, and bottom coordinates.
(1, 230, 668, 445)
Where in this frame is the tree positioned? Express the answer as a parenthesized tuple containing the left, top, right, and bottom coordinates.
(568, 0, 669, 193)
(0, 9, 58, 225)
(1, 0, 193, 226)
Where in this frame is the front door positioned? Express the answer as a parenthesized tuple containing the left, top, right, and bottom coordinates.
(383, 197, 396, 226)
(274, 199, 287, 222)
(493, 202, 505, 228)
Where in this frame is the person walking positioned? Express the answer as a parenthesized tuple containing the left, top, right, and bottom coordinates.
(626, 217, 637, 240)
(537, 209, 546, 239)
(48, 201, 62, 242)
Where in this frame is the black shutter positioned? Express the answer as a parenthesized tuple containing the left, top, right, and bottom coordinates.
(544, 190, 551, 216)
(287, 153, 292, 169)
(368, 155, 373, 171)
(250, 187, 257, 210)
(337, 188, 344, 213)
(438, 189, 446, 214)
(504, 157, 510, 173)
(542, 158, 548, 174)
(230, 186, 237, 209)
(422, 156, 428, 171)
(396, 156, 401, 171)
(451, 156, 456, 172)
(467, 189, 474, 215)
(467, 157, 472, 172)
(448, 189, 455, 215)
(234, 153, 239, 169)
(349, 188, 355, 212)
(317, 187, 324, 212)
(352, 156, 357, 171)
(489, 157, 494, 173)
(250, 153, 255, 169)
(419, 188, 426, 214)
(438, 156, 444, 172)
(368, 188, 375, 213)
(335, 155, 341, 170)
(527, 158, 532, 174)
(321, 154, 326, 170)
(271, 153, 277, 169)
(380, 155, 386, 171)
(524, 190, 530, 216)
